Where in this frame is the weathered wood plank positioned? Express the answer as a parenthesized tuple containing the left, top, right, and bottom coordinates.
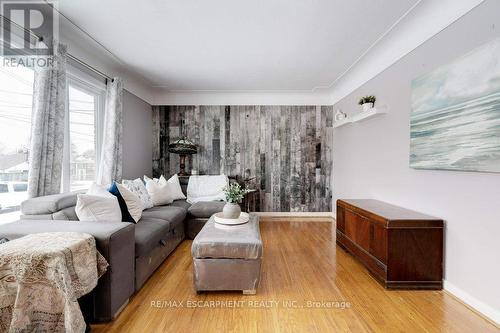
(152, 106, 160, 177)
(289, 106, 302, 212)
(264, 106, 273, 211)
(299, 107, 307, 206)
(271, 139, 281, 211)
(219, 106, 226, 175)
(279, 106, 290, 212)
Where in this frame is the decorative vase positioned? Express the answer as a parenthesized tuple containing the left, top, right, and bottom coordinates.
(223, 202, 241, 219)
(362, 103, 374, 112)
(334, 110, 347, 122)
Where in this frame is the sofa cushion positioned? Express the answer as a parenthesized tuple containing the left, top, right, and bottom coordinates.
(53, 206, 79, 221)
(188, 201, 225, 218)
(169, 199, 191, 210)
(21, 190, 84, 215)
(134, 218, 172, 257)
(140, 206, 187, 224)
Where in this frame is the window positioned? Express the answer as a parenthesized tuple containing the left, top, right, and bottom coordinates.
(67, 84, 98, 191)
(0, 65, 34, 223)
(0, 64, 104, 223)
(62, 72, 105, 192)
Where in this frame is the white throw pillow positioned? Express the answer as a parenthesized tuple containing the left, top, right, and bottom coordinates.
(122, 178, 154, 210)
(145, 178, 174, 206)
(116, 183, 143, 222)
(75, 194, 122, 222)
(187, 175, 228, 204)
(158, 174, 186, 201)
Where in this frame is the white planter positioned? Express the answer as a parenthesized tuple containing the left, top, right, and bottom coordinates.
(223, 202, 241, 219)
(362, 103, 374, 112)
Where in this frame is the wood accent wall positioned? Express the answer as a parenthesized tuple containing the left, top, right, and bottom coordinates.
(152, 105, 333, 212)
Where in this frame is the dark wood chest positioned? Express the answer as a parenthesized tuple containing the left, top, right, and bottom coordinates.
(336, 199, 444, 289)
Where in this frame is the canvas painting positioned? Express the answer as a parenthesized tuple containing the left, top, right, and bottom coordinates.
(410, 38, 500, 173)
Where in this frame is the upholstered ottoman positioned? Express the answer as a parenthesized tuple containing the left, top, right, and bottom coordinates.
(191, 213, 263, 294)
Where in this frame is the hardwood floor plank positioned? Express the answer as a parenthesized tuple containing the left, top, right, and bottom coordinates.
(92, 221, 499, 333)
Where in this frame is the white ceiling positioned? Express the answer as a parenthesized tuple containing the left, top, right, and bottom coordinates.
(58, 0, 419, 92)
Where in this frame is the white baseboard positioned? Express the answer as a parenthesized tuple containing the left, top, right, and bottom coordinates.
(255, 212, 334, 217)
(444, 280, 500, 326)
(255, 212, 334, 221)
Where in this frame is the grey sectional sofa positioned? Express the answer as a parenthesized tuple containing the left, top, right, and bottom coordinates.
(0, 187, 225, 322)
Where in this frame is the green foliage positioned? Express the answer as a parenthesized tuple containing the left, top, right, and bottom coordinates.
(224, 183, 249, 203)
(358, 95, 376, 105)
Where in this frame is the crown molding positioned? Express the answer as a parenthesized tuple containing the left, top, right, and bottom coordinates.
(152, 89, 332, 106)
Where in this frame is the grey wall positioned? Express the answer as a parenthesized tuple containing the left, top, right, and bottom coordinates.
(122, 90, 153, 179)
(332, 0, 500, 321)
(152, 105, 333, 212)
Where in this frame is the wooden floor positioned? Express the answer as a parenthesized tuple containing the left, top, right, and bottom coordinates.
(92, 220, 499, 333)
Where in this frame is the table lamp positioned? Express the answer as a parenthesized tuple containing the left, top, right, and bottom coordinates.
(168, 137, 198, 176)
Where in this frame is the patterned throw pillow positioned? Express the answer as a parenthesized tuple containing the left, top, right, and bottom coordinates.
(116, 183, 143, 223)
(122, 178, 154, 210)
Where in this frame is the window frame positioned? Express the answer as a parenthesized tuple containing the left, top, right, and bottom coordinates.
(62, 68, 105, 193)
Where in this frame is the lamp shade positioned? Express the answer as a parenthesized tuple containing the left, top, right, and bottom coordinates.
(168, 138, 197, 155)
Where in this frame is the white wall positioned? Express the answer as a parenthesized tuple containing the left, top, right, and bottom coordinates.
(332, 0, 500, 324)
(122, 91, 153, 179)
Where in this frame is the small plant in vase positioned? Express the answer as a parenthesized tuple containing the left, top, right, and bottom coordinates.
(222, 183, 249, 219)
(358, 95, 376, 112)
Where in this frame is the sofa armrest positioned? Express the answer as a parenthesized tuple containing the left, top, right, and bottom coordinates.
(0, 220, 135, 321)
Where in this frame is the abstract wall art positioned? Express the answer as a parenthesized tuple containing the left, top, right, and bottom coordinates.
(410, 38, 500, 173)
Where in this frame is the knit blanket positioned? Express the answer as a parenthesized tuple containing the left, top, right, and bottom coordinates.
(0, 232, 108, 333)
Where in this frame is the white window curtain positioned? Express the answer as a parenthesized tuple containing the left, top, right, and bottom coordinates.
(97, 78, 123, 186)
(28, 42, 68, 198)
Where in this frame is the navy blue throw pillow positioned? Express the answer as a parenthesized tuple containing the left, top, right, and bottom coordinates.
(108, 181, 135, 223)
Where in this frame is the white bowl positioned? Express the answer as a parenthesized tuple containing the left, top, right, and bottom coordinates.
(214, 212, 250, 225)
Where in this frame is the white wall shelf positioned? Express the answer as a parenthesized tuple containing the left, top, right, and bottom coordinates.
(332, 106, 387, 129)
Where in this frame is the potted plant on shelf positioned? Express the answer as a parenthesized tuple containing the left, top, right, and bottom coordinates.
(222, 183, 249, 219)
(358, 95, 376, 112)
